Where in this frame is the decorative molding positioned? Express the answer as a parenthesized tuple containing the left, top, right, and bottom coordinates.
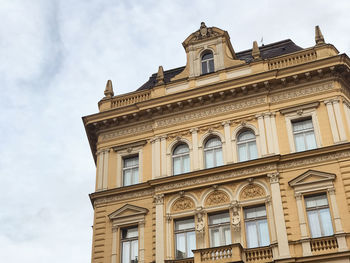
(267, 172, 280, 184)
(195, 207, 205, 233)
(270, 82, 333, 103)
(155, 96, 266, 128)
(112, 140, 147, 152)
(154, 194, 165, 205)
(94, 189, 154, 205)
(230, 201, 241, 231)
(171, 197, 195, 212)
(205, 190, 229, 206)
(240, 184, 265, 200)
(101, 123, 153, 141)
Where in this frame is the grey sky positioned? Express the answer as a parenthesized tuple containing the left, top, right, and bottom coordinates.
(0, 0, 349, 262)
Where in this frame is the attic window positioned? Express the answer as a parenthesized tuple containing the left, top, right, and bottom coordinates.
(201, 51, 214, 74)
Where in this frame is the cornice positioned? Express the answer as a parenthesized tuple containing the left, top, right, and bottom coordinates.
(90, 142, 350, 206)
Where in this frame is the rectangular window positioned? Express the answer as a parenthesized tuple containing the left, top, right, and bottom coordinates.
(292, 118, 317, 152)
(305, 194, 334, 238)
(174, 218, 196, 259)
(244, 205, 270, 248)
(209, 212, 231, 247)
(121, 227, 138, 263)
(123, 156, 139, 186)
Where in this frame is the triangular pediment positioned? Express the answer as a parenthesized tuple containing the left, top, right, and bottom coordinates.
(289, 170, 335, 187)
(109, 204, 148, 220)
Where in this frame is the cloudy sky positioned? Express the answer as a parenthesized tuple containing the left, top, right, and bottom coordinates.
(0, 0, 349, 262)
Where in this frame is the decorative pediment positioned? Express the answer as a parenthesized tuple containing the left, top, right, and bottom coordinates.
(240, 184, 265, 200)
(289, 170, 335, 188)
(109, 204, 148, 221)
(171, 197, 195, 212)
(205, 190, 230, 206)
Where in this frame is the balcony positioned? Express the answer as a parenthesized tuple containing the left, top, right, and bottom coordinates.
(310, 236, 338, 255)
(191, 243, 272, 263)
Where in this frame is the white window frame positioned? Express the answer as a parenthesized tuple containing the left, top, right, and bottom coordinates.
(201, 50, 215, 75)
(280, 102, 322, 153)
(114, 141, 145, 188)
(204, 137, 223, 168)
(208, 212, 231, 247)
(244, 205, 270, 248)
(237, 129, 258, 162)
(174, 218, 196, 259)
(122, 155, 139, 186)
(121, 226, 139, 263)
(172, 143, 190, 175)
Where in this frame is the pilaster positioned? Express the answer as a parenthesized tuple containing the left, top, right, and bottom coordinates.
(154, 194, 165, 263)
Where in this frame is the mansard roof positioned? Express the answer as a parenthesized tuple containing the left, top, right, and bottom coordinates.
(137, 39, 303, 91)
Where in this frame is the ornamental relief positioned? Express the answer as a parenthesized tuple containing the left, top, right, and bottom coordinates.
(171, 197, 195, 212)
(240, 184, 265, 200)
(205, 191, 230, 206)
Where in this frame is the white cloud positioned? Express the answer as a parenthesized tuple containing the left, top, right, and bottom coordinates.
(1, 0, 349, 262)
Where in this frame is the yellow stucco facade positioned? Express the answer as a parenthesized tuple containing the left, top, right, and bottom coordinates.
(83, 23, 350, 263)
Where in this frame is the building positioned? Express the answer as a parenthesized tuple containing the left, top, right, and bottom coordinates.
(83, 23, 350, 263)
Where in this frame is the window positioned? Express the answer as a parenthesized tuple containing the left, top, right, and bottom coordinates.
(204, 137, 223, 168)
(209, 212, 231, 247)
(305, 194, 333, 238)
(244, 205, 270, 248)
(123, 156, 139, 186)
(174, 218, 196, 259)
(172, 144, 190, 175)
(201, 51, 214, 74)
(237, 130, 258, 161)
(121, 227, 138, 263)
(292, 118, 317, 152)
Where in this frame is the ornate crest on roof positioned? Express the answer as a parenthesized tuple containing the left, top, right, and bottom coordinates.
(182, 22, 225, 48)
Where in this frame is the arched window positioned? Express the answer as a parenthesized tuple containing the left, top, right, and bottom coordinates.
(172, 144, 190, 175)
(237, 130, 258, 162)
(201, 51, 214, 74)
(204, 137, 223, 168)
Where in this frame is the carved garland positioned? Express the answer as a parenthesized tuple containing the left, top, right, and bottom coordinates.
(205, 190, 230, 206)
(240, 184, 265, 200)
(171, 197, 195, 212)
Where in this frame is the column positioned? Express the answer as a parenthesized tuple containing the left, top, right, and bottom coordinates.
(151, 139, 156, 179)
(325, 100, 340, 143)
(166, 214, 172, 259)
(264, 113, 274, 154)
(223, 121, 233, 163)
(139, 221, 146, 263)
(161, 136, 167, 177)
(343, 102, 350, 130)
(195, 208, 206, 249)
(266, 197, 279, 258)
(328, 188, 348, 251)
(256, 114, 267, 155)
(270, 112, 280, 154)
(267, 173, 291, 258)
(230, 202, 241, 244)
(191, 128, 199, 170)
(333, 99, 347, 141)
(102, 149, 109, 190)
(111, 227, 118, 263)
(155, 137, 161, 178)
(295, 193, 312, 256)
(154, 194, 165, 263)
(97, 150, 104, 190)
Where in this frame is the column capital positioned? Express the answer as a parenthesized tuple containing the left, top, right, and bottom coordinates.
(267, 172, 280, 184)
(294, 192, 302, 200)
(255, 113, 264, 119)
(221, 120, 231, 126)
(327, 187, 336, 195)
(153, 193, 164, 205)
(190, 127, 199, 134)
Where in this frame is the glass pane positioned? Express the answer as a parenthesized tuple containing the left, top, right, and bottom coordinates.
(183, 155, 190, 173)
(205, 150, 214, 168)
(131, 240, 138, 261)
(202, 62, 207, 74)
(292, 121, 304, 132)
(307, 210, 322, 237)
(176, 233, 186, 259)
(316, 195, 328, 206)
(173, 157, 181, 175)
(294, 133, 305, 152)
(174, 144, 189, 155)
(175, 218, 195, 230)
(209, 59, 214, 73)
(122, 241, 130, 263)
(320, 208, 333, 236)
(187, 231, 196, 257)
(210, 228, 220, 247)
(258, 220, 270, 246)
(215, 148, 223, 166)
(124, 156, 138, 167)
(238, 144, 247, 162)
(248, 142, 258, 160)
(305, 132, 316, 150)
(303, 119, 313, 129)
(202, 52, 213, 60)
(224, 226, 231, 245)
(255, 206, 267, 217)
(238, 131, 255, 142)
(205, 137, 222, 148)
(132, 168, 138, 184)
(246, 222, 258, 248)
(244, 207, 257, 219)
(123, 170, 131, 186)
(305, 196, 317, 208)
(209, 213, 230, 224)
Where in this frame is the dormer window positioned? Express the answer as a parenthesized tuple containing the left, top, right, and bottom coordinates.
(201, 51, 214, 74)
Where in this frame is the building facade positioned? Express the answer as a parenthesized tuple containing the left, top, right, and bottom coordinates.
(83, 23, 350, 263)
